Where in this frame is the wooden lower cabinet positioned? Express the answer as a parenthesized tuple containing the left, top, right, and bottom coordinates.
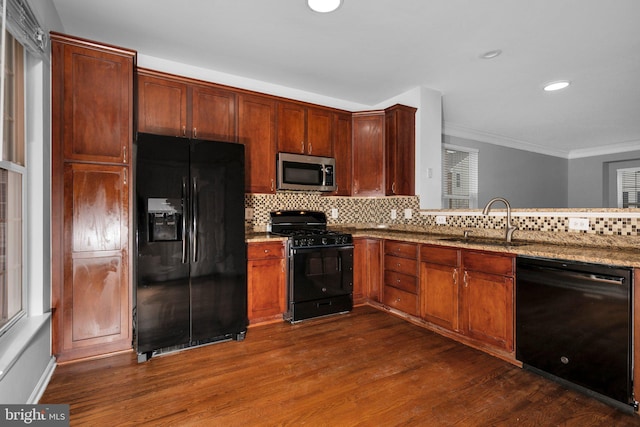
(416, 243, 516, 356)
(57, 163, 131, 361)
(353, 238, 382, 303)
(383, 241, 419, 316)
(420, 245, 460, 332)
(461, 251, 515, 352)
(247, 241, 286, 323)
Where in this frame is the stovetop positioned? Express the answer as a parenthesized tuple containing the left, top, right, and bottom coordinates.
(270, 210, 352, 248)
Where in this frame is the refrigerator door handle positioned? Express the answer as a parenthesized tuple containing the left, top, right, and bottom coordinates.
(181, 177, 188, 264)
(192, 176, 199, 263)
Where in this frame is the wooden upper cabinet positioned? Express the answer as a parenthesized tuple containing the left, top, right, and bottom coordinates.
(53, 34, 135, 164)
(137, 72, 188, 137)
(276, 101, 333, 157)
(190, 84, 237, 142)
(332, 112, 352, 196)
(238, 94, 277, 193)
(277, 102, 306, 154)
(306, 107, 333, 157)
(137, 69, 237, 142)
(352, 111, 385, 196)
(385, 104, 417, 196)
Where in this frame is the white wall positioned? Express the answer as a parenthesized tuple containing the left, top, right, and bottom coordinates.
(0, 0, 63, 404)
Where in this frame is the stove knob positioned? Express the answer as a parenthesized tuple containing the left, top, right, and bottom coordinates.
(322, 237, 328, 245)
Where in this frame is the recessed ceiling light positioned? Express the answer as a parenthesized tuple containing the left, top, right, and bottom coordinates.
(480, 49, 502, 59)
(308, 0, 342, 13)
(543, 81, 571, 91)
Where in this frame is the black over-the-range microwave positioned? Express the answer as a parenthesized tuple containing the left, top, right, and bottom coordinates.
(276, 152, 336, 192)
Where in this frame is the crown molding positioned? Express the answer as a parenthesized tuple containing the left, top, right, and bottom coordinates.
(443, 122, 640, 160)
(567, 139, 640, 159)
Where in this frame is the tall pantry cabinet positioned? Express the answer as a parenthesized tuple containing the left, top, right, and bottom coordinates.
(51, 33, 136, 362)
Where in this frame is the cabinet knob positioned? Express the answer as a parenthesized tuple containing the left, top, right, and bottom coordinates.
(396, 298, 401, 302)
(264, 249, 270, 253)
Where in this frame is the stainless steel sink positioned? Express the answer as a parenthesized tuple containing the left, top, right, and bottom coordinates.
(437, 237, 530, 247)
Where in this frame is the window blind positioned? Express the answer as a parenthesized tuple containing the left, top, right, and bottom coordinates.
(442, 144, 478, 209)
(618, 167, 640, 208)
(2, 0, 46, 57)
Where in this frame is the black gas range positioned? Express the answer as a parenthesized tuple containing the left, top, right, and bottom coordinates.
(270, 211, 354, 322)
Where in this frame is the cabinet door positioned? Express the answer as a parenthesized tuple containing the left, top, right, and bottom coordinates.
(352, 112, 384, 196)
(353, 238, 382, 304)
(277, 101, 306, 154)
(385, 105, 416, 196)
(238, 94, 277, 193)
(58, 42, 134, 164)
(421, 263, 459, 331)
(247, 242, 286, 322)
(137, 73, 188, 137)
(462, 270, 514, 352)
(62, 163, 131, 359)
(332, 112, 352, 196)
(191, 85, 237, 142)
(306, 107, 333, 157)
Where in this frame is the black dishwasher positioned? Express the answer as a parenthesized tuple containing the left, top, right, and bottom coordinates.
(516, 257, 635, 411)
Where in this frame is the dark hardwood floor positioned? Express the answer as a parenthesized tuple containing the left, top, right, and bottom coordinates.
(41, 306, 639, 426)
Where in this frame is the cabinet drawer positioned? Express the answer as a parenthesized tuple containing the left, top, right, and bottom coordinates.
(384, 285, 419, 316)
(384, 255, 418, 276)
(462, 250, 514, 276)
(247, 242, 285, 260)
(385, 241, 418, 259)
(384, 270, 417, 294)
(420, 245, 459, 266)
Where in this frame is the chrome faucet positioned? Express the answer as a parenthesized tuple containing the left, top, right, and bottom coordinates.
(482, 197, 518, 243)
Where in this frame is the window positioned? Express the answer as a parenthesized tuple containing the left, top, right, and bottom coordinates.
(0, 30, 25, 332)
(442, 144, 478, 209)
(0, 0, 46, 334)
(617, 167, 640, 208)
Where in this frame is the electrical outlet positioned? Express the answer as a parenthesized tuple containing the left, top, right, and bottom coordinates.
(390, 209, 397, 220)
(436, 215, 447, 225)
(568, 217, 590, 231)
(331, 208, 339, 219)
(404, 209, 412, 219)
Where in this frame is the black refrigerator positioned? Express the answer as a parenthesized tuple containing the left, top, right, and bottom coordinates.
(134, 132, 247, 362)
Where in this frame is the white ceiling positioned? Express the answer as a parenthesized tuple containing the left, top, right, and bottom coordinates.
(49, 0, 640, 158)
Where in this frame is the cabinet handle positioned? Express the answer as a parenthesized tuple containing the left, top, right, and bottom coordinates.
(453, 269, 458, 285)
(270, 179, 275, 192)
(308, 142, 312, 154)
(123, 146, 127, 163)
(182, 126, 186, 137)
(300, 141, 305, 153)
(392, 182, 396, 194)
(193, 127, 197, 139)
(123, 168, 127, 185)
(463, 271, 468, 288)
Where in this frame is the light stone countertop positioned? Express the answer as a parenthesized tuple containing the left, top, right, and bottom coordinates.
(246, 228, 640, 268)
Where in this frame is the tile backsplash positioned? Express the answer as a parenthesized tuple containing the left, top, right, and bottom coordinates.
(245, 193, 640, 242)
